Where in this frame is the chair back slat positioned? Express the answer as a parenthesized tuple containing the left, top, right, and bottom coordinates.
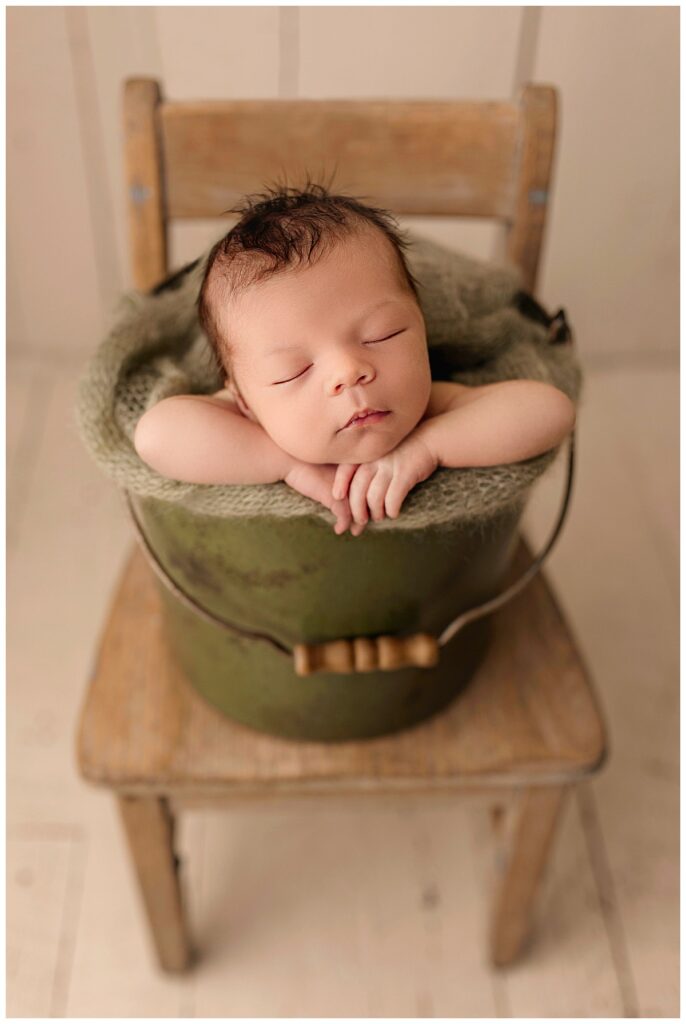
(160, 99, 520, 220)
(124, 81, 556, 293)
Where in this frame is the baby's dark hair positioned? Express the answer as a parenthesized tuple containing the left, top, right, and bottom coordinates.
(197, 179, 421, 373)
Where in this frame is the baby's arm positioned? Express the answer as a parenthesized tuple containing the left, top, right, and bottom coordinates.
(333, 379, 575, 528)
(134, 394, 293, 484)
(413, 379, 576, 469)
(134, 394, 360, 534)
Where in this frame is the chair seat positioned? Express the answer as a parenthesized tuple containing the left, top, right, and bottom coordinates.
(77, 537, 607, 797)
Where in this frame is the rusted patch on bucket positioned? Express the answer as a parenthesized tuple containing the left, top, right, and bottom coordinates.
(171, 550, 311, 591)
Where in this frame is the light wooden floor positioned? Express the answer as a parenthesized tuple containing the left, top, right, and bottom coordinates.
(7, 349, 679, 1018)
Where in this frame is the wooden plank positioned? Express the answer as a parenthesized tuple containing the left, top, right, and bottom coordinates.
(7, 241, 28, 356)
(521, 365, 679, 1016)
(65, 8, 123, 319)
(472, 789, 627, 1015)
(7, 835, 73, 1017)
(6, 354, 54, 546)
(505, 84, 556, 292)
(193, 800, 501, 1016)
(6, 8, 103, 355)
(532, 7, 679, 358)
(160, 99, 520, 219)
(123, 78, 167, 290)
(65, 801, 193, 1016)
(6, 356, 36, 470)
(599, 366, 678, 597)
(300, 7, 523, 101)
(87, 8, 165, 291)
(155, 7, 280, 101)
(6, 354, 192, 1008)
(8, 359, 131, 827)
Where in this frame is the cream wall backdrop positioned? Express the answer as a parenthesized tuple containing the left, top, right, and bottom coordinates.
(6, 6, 679, 362)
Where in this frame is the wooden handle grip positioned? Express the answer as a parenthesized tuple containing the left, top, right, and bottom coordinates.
(293, 633, 439, 677)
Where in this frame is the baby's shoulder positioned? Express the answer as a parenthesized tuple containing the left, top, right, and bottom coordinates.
(423, 380, 472, 419)
(424, 379, 511, 419)
(200, 387, 245, 416)
(209, 386, 240, 406)
(208, 386, 260, 424)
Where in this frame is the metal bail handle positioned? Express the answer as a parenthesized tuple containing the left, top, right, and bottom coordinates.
(125, 428, 576, 679)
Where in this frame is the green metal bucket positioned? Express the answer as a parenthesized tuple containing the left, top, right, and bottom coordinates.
(130, 494, 525, 742)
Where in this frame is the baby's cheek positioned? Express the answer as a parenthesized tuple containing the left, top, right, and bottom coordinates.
(270, 419, 331, 464)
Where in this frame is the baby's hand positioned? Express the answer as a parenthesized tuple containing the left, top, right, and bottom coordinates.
(284, 462, 366, 536)
(332, 432, 438, 528)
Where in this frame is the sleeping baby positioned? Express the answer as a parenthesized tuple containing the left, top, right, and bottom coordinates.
(134, 183, 575, 536)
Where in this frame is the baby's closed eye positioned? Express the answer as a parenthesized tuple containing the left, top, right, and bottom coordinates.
(272, 365, 313, 385)
(364, 328, 406, 345)
(271, 328, 407, 385)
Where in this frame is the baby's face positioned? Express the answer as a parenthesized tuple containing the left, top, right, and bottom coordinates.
(222, 227, 432, 465)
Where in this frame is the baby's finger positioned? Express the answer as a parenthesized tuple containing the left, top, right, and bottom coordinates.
(348, 466, 375, 525)
(332, 463, 358, 501)
(333, 501, 352, 535)
(384, 475, 411, 520)
(365, 468, 391, 522)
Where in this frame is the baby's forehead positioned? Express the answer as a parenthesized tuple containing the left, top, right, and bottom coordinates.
(210, 224, 410, 331)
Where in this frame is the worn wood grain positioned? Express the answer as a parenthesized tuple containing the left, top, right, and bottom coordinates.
(124, 79, 557, 290)
(117, 795, 192, 971)
(505, 84, 556, 291)
(490, 784, 568, 965)
(160, 98, 520, 219)
(123, 78, 167, 291)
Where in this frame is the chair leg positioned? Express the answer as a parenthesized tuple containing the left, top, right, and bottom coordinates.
(117, 794, 192, 971)
(490, 784, 568, 967)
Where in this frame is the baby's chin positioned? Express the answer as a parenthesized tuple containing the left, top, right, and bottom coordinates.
(308, 433, 406, 466)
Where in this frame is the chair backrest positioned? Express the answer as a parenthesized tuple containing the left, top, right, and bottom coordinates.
(123, 79, 557, 294)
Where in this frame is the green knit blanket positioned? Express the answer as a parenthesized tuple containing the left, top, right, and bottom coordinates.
(75, 232, 582, 530)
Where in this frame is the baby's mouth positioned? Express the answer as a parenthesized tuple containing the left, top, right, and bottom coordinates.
(341, 409, 390, 430)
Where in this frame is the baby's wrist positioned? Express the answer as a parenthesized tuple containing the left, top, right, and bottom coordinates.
(408, 421, 441, 468)
(247, 423, 299, 484)
(279, 450, 302, 483)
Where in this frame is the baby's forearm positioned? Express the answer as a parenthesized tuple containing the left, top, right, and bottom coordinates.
(413, 380, 576, 468)
(134, 395, 295, 484)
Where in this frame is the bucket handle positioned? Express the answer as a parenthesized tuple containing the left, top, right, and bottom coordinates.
(125, 428, 575, 677)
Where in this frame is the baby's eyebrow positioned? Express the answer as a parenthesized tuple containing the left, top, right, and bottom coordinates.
(263, 298, 405, 358)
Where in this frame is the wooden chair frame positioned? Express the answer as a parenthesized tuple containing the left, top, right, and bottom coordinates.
(76, 79, 608, 975)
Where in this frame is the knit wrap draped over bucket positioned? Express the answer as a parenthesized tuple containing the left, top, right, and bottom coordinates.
(75, 232, 582, 529)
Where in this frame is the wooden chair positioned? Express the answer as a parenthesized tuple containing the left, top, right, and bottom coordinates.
(77, 79, 608, 972)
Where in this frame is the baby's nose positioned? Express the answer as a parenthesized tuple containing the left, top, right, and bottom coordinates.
(330, 357, 375, 394)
